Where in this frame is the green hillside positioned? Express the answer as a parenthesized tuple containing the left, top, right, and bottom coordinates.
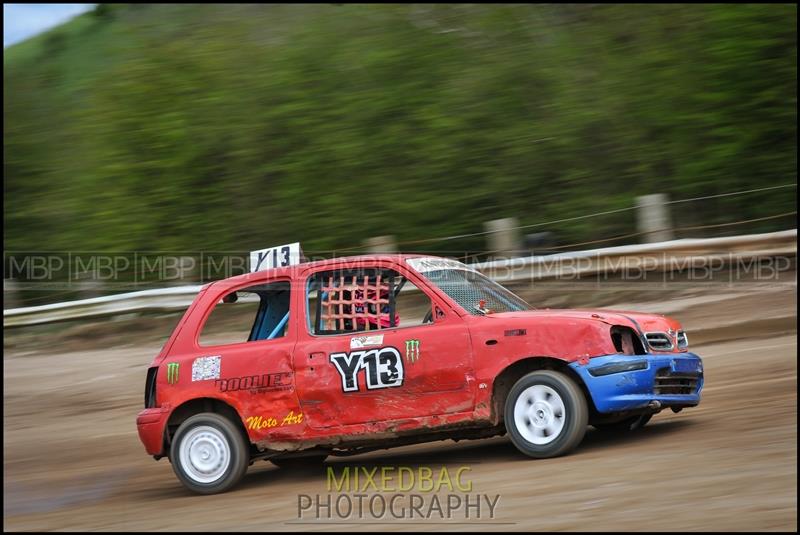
(4, 4, 797, 256)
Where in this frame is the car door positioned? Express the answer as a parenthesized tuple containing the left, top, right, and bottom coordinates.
(190, 278, 303, 441)
(292, 260, 476, 429)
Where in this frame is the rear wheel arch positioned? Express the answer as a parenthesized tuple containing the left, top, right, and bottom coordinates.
(164, 397, 250, 454)
(490, 356, 598, 425)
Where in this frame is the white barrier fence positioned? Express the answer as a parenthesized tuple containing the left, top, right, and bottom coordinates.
(4, 229, 796, 327)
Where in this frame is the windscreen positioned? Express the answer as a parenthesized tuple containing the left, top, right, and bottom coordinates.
(407, 258, 531, 315)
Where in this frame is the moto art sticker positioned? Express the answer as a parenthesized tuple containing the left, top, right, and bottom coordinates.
(350, 334, 384, 349)
(192, 355, 221, 381)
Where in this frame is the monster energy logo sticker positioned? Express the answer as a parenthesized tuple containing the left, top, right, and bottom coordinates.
(405, 339, 420, 363)
(166, 363, 180, 385)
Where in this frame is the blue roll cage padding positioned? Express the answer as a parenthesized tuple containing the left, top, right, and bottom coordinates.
(251, 299, 267, 340)
(250, 289, 291, 341)
(268, 312, 289, 339)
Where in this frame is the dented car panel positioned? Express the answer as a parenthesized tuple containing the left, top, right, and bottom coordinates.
(294, 259, 477, 430)
(137, 253, 704, 461)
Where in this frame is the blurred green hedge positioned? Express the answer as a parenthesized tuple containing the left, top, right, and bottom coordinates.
(4, 4, 797, 255)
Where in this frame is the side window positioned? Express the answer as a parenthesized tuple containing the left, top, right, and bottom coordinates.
(200, 281, 291, 346)
(394, 277, 435, 327)
(307, 268, 433, 335)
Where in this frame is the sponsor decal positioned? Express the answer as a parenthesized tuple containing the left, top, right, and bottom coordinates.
(246, 410, 304, 430)
(404, 339, 420, 363)
(330, 347, 404, 393)
(192, 355, 221, 381)
(216, 372, 293, 393)
(350, 334, 384, 349)
(166, 362, 180, 385)
(504, 329, 527, 337)
(406, 257, 477, 273)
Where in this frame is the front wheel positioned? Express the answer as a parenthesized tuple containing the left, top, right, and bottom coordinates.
(504, 370, 588, 458)
(170, 413, 250, 494)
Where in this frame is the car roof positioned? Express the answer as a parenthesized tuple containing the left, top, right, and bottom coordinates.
(203, 253, 434, 290)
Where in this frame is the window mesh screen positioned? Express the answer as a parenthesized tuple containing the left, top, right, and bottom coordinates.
(311, 269, 398, 334)
(320, 273, 392, 332)
(422, 269, 530, 315)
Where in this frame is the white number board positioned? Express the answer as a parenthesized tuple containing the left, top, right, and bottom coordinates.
(250, 242, 303, 272)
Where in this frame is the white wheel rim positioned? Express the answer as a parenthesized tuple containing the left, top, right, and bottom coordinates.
(179, 425, 231, 484)
(514, 385, 566, 445)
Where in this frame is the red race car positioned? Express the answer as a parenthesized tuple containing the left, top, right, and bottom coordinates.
(137, 247, 703, 494)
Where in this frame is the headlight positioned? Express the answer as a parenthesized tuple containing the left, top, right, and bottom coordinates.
(677, 330, 688, 349)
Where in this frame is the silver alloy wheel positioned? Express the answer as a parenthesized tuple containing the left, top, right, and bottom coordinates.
(513, 384, 566, 445)
(179, 425, 231, 484)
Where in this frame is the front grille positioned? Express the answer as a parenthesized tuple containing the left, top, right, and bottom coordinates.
(654, 368, 700, 395)
(645, 332, 674, 351)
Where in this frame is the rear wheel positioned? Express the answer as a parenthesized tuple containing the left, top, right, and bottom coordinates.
(593, 413, 652, 432)
(504, 370, 588, 458)
(170, 413, 249, 494)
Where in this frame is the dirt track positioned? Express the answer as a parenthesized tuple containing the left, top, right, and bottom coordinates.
(3, 286, 797, 531)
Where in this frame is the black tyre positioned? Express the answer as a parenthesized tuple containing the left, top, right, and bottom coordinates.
(593, 413, 652, 432)
(271, 454, 328, 470)
(170, 412, 250, 494)
(504, 370, 589, 458)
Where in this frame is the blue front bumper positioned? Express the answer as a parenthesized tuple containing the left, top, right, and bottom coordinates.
(569, 352, 704, 414)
